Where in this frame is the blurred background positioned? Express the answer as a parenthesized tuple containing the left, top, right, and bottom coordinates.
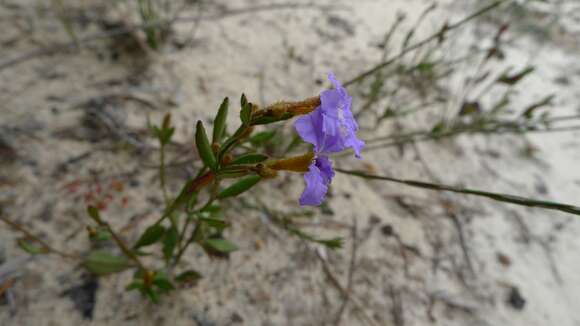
(1, 0, 580, 325)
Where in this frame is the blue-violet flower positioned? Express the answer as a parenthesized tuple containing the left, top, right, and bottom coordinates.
(294, 73, 365, 206)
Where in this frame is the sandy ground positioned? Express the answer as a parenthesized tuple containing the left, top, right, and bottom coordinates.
(1, 0, 580, 325)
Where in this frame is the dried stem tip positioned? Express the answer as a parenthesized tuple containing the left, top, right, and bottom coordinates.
(267, 152, 315, 172)
(264, 96, 321, 117)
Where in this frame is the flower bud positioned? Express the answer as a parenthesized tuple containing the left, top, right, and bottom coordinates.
(143, 270, 155, 288)
(162, 113, 171, 130)
(222, 153, 233, 165)
(267, 152, 314, 172)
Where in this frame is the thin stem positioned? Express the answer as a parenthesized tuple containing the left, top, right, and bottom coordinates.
(172, 179, 220, 267)
(173, 218, 201, 266)
(87, 213, 147, 271)
(159, 144, 169, 205)
(359, 124, 580, 154)
(344, 0, 508, 86)
(336, 169, 580, 217)
(0, 215, 78, 260)
(152, 171, 214, 226)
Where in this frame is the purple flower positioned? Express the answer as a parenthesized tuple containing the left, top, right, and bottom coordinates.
(294, 73, 365, 206)
(300, 156, 335, 206)
(295, 73, 365, 158)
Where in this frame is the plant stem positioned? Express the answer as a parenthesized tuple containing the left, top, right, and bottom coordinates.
(152, 171, 215, 226)
(0, 215, 78, 260)
(173, 219, 201, 266)
(336, 169, 580, 217)
(172, 179, 220, 266)
(159, 144, 169, 205)
(87, 213, 147, 271)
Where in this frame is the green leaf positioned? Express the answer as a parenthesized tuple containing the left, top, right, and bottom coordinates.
(217, 175, 262, 199)
(195, 120, 218, 171)
(230, 153, 269, 165)
(199, 217, 228, 231)
(212, 97, 229, 143)
(318, 238, 344, 249)
(248, 131, 276, 146)
(153, 272, 175, 292)
(240, 94, 252, 125)
(522, 94, 554, 119)
(175, 270, 202, 284)
(17, 239, 48, 255)
(431, 121, 446, 135)
(201, 204, 221, 214)
(134, 225, 166, 248)
(159, 127, 175, 145)
(205, 238, 238, 253)
(126, 280, 145, 292)
(142, 287, 160, 304)
(286, 227, 343, 250)
(497, 66, 535, 85)
(84, 250, 131, 275)
(416, 62, 435, 73)
(251, 112, 293, 125)
(87, 205, 101, 223)
(162, 226, 178, 261)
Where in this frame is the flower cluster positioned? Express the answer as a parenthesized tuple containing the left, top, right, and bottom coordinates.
(294, 73, 365, 206)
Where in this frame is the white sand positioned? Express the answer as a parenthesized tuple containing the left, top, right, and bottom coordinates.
(1, 0, 580, 325)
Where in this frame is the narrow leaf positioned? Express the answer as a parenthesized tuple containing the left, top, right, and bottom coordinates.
(84, 250, 131, 275)
(162, 226, 178, 261)
(217, 175, 262, 199)
(153, 272, 175, 291)
(212, 97, 229, 143)
(199, 217, 228, 231)
(134, 225, 165, 248)
(143, 287, 160, 304)
(175, 270, 202, 284)
(248, 131, 276, 145)
(195, 120, 217, 171)
(497, 66, 535, 85)
(240, 94, 252, 125)
(230, 153, 269, 165)
(205, 238, 238, 253)
(126, 280, 145, 292)
(17, 239, 48, 255)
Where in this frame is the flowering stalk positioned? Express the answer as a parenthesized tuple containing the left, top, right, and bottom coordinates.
(336, 169, 580, 216)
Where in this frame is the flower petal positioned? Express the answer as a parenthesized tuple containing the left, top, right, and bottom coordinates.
(294, 73, 365, 158)
(315, 155, 335, 184)
(295, 110, 323, 152)
(299, 163, 328, 206)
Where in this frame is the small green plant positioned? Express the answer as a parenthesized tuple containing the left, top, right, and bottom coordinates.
(4, 0, 580, 306)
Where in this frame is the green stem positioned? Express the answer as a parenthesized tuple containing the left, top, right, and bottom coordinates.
(336, 169, 580, 216)
(152, 171, 215, 227)
(173, 219, 201, 266)
(172, 179, 220, 267)
(159, 144, 169, 206)
(0, 215, 78, 260)
(87, 213, 148, 271)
